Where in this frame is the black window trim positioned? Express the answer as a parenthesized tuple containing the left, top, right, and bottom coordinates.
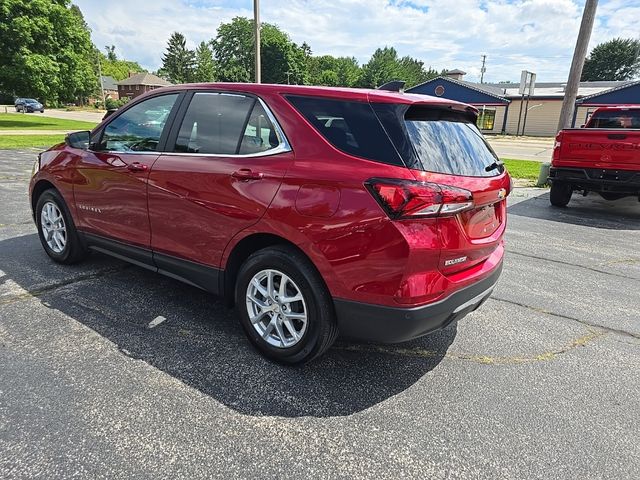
(162, 90, 292, 158)
(90, 90, 187, 155)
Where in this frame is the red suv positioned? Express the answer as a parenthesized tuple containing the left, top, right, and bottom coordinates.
(29, 83, 510, 363)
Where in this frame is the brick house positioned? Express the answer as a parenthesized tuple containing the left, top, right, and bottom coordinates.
(117, 72, 172, 100)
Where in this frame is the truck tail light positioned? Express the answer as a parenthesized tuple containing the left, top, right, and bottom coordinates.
(365, 178, 473, 219)
(553, 131, 563, 162)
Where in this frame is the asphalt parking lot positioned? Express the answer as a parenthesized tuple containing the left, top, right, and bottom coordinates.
(1, 149, 639, 479)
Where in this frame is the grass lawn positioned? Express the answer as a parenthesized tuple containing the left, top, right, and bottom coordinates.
(503, 158, 543, 181)
(0, 135, 65, 150)
(0, 113, 97, 131)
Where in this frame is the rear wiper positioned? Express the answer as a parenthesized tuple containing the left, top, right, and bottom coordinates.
(485, 160, 504, 172)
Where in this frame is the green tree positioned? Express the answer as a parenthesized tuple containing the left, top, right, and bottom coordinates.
(398, 56, 438, 87)
(213, 17, 253, 82)
(99, 53, 146, 81)
(359, 47, 402, 88)
(0, 0, 99, 105)
(105, 45, 117, 62)
(212, 17, 306, 84)
(359, 47, 437, 88)
(307, 55, 361, 86)
(193, 41, 216, 82)
(161, 32, 196, 84)
(581, 38, 640, 81)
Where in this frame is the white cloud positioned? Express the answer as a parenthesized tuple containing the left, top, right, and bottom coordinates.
(75, 0, 640, 82)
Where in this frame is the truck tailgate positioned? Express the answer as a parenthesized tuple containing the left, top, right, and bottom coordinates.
(555, 129, 640, 171)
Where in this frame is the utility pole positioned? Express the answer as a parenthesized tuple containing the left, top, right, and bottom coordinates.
(97, 54, 106, 108)
(480, 55, 487, 83)
(253, 0, 261, 83)
(557, 0, 598, 132)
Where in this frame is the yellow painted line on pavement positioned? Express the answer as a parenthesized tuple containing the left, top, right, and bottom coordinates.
(335, 329, 607, 365)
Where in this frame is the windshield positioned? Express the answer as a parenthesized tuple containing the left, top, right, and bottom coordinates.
(588, 109, 640, 129)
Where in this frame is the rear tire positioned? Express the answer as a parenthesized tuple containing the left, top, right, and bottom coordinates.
(235, 245, 338, 364)
(550, 182, 572, 207)
(35, 189, 88, 264)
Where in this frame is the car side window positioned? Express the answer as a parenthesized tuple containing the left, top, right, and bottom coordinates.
(99, 94, 179, 152)
(174, 92, 279, 155)
(238, 102, 279, 154)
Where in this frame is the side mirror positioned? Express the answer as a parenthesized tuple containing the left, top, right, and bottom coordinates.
(65, 130, 91, 150)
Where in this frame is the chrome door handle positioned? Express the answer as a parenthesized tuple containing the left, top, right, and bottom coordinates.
(232, 169, 263, 180)
(127, 162, 148, 172)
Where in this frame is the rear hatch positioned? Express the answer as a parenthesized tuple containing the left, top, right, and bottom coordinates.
(372, 103, 511, 275)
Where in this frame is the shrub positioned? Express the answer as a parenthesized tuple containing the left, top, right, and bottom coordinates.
(105, 97, 129, 110)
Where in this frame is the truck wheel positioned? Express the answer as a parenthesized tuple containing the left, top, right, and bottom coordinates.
(599, 192, 625, 201)
(235, 245, 338, 364)
(550, 182, 572, 207)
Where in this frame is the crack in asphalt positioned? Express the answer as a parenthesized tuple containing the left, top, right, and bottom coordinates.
(335, 329, 607, 365)
(491, 296, 640, 340)
(0, 266, 131, 306)
(507, 249, 640, 282)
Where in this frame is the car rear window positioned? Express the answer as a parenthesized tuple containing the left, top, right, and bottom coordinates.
(374, 104, 502, 177)
(588, 109, 640, 129)
(285, 95, 403, 166)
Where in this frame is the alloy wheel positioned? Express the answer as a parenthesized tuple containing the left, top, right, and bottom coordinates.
(246, 269, 308, 348)
(40, 201, 67, 253)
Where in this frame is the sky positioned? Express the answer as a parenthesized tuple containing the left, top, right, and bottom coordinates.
(75, 0, 639, 83)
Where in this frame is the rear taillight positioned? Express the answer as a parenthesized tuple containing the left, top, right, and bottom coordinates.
(552, 131, 563, 162)
(365, 178, 473, 219)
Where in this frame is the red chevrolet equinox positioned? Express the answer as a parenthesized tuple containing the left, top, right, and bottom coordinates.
(29, 83, 510, 363)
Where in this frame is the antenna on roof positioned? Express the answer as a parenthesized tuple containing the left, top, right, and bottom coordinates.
(377, 80, 405, 92)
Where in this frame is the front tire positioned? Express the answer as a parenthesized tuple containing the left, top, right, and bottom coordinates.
(235, 245, 338, 364)
(35, 189, 87, 264)
(550, 182, 572, 207)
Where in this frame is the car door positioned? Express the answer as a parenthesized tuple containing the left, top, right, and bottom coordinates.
(147, 91, 293, 278)
(73, 93, 182, 251)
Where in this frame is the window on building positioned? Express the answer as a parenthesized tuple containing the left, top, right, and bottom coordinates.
(135, 85, 140, 91)
(476, 108, 496, 130)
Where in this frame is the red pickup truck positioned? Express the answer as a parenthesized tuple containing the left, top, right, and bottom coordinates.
(549, 106, 640, 207)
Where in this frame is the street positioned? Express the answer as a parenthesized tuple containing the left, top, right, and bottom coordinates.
(1, 149, 639, 479)
(1, 106, 104, 124)
(487, 136, 554, 162)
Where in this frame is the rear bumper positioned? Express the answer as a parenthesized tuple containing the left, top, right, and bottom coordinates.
(549, 166, 640, 194)
(333, 262, 502, 343)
